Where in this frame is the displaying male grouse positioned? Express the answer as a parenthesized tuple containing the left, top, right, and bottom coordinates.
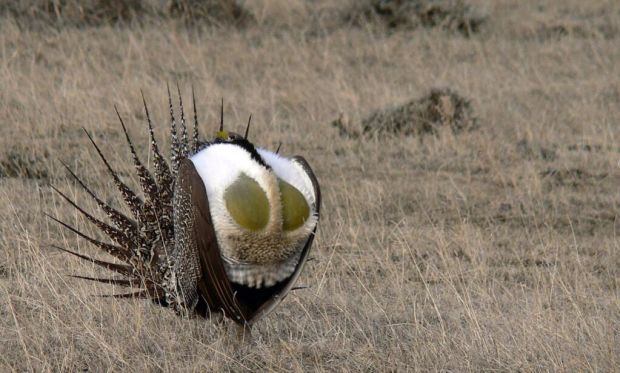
(49, 86, 320, 326)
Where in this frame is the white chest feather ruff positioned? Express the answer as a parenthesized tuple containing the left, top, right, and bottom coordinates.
(190, 144, 318, 288)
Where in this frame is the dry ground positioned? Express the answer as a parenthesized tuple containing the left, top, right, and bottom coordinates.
(1, 0, 620, 371)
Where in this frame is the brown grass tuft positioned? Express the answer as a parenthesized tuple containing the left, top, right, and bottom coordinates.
(334, 88, 477, 137)
(0, 147, 49, 180)
(0, 0, 251, 27)
(1, 0, 146, 26)
(167, 0, 250, 26)
(347, 0, 487, 35)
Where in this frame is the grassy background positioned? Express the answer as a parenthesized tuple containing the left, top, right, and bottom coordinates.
(1, 0, 619, 370)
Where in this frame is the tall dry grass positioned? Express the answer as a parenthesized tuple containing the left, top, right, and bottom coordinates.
(1, 0, 619, 371)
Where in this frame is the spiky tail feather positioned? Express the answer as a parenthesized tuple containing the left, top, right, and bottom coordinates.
(49, 87, 196, 309)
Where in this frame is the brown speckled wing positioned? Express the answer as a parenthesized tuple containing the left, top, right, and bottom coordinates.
(178, 159, 248, 322)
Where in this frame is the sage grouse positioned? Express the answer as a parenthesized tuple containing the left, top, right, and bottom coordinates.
(49, 87, 321, 326)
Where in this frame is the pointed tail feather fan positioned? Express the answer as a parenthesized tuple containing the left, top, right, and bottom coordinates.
(49, 87, 321, 326)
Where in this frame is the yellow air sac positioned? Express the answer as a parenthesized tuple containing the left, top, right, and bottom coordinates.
(279, 179, 310, 231)
(225, 174, 270, 231)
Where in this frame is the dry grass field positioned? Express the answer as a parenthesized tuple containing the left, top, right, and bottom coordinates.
(1, 0, 620, 371)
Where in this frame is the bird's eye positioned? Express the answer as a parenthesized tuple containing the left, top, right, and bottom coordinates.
(224, 174, 270, 231)
(278, 179, 310, 231)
